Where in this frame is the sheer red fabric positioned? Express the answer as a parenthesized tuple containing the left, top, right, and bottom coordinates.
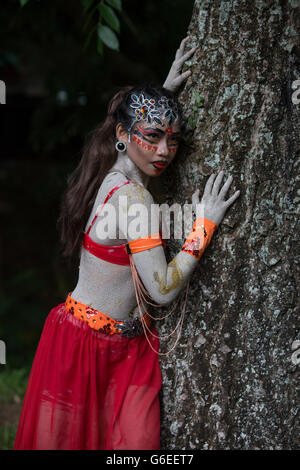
(13, 302, 162, 450)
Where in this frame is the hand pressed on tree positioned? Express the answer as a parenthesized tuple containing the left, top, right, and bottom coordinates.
(163, 36, 196, 93)
(191, 171, 240, 227)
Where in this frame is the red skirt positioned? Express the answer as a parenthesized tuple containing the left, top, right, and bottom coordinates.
(13, 302, 162, 450)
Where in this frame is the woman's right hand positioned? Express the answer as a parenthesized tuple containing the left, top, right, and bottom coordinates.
(191, 171, 240, 226)
(163, 36, 196, 93)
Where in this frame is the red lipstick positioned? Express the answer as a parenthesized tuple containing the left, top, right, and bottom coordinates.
(152, 161, 167, 169)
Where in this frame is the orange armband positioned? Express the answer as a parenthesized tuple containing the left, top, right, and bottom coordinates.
(125, 232, 164, 255)
(181, 217, 218, 261)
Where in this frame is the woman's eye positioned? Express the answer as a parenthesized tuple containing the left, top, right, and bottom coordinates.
(169, 139, 180, 146)
(149, 133, 159, 139)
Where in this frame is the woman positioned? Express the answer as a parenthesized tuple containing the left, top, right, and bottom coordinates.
(13, 38, 240, 450)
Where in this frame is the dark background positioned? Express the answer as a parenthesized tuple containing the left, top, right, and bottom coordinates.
(0, 0, 194, 369)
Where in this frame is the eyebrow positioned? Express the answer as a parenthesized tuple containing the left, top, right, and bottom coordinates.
(143, 127, 181, 136)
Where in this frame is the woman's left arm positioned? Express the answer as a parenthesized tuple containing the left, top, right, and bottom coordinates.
(163, 36, 196, 93)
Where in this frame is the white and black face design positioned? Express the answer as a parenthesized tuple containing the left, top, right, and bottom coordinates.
(127, 93, 180, 133)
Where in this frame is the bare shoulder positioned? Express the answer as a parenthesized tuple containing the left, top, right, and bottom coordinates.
(101, 171, 129, 193)
(104, 176, 153, 208)
(94, 171, 130, 208)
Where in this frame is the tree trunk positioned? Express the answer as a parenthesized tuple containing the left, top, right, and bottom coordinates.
(150, 0, 300, 450)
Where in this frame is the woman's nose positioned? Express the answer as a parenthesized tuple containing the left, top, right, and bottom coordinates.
(157, 138, 169, 156)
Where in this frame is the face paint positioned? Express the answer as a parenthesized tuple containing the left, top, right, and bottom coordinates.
(133, 126, 181, 155)
(121, 104, 181, 178)
(128, 93, 180, 133)
(132, 134, 158, 153)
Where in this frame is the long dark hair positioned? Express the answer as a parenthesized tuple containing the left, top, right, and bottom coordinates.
(56, 83, 181, 260)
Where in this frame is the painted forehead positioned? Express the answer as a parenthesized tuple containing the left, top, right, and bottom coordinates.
(134, 121, 181, 134)
(127, 93, 180, 132)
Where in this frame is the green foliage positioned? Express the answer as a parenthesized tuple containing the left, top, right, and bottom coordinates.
(0, 368, 29, 403)
(99, 3, 120, 32)
(83, 0, 122, 54)
(19, 0, 123, 55)
(188, 91, 204, 130)
(0, 422, 18, 450)
(0, 367, 27, 449)
(98, 24, 119, 51)
(194, 90, 204, 107)
(82, 0, 94, 12)
(188, 117, 197, 130)
(106, 0, 122, 11)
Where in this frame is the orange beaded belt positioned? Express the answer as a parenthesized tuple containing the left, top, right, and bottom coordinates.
(65, 292, 151, 338)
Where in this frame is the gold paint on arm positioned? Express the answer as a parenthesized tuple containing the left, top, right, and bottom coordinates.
(153, 258, 183, 295)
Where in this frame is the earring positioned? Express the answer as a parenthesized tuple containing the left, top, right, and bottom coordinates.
(115, 141, 127, 153)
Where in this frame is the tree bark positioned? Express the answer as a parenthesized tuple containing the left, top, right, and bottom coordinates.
(150, 0, 300, 450)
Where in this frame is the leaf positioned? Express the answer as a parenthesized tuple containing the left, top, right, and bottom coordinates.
(81, 0, 94, 12)
(99, 4, 120, 32)
(98, 24, 119, 51)
(83, 24, 97, 50)
(106, 0, 122, 12)
(188, 117, 196, 130)
(194, 91, 204, 107)
(82, 3, 99, 32)
(20, 0, 29, 6)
